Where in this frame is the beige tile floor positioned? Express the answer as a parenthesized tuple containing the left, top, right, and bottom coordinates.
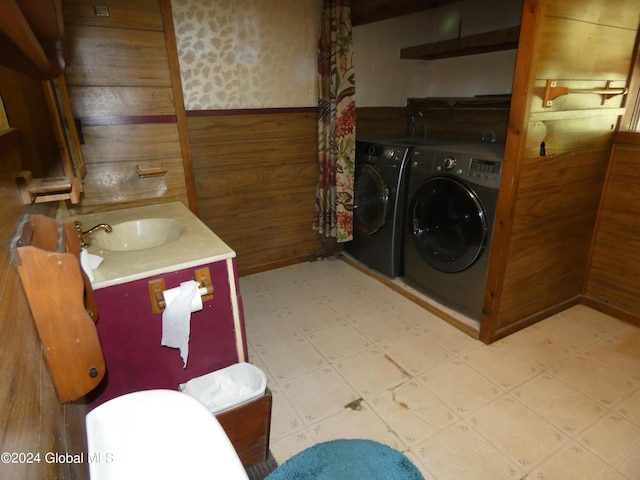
(239, 257, 640, 480)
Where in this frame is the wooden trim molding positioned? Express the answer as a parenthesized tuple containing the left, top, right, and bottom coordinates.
(581, 297, 640, 328)
(620, 26, 640, 132)
(160, 0, 199, 215)
(479, 0, 544, 344)
(613, 131, 640, 145)
(186, 107, 317, 117)
(81, 115, 178, 127)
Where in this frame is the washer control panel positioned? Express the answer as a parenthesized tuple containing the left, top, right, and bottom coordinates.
(413, 145, 503, 189)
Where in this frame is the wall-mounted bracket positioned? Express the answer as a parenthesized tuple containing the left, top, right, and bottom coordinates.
(16, 170, 82, 204)
(137, 164, 167, 178)
(543, 80, 628, 108)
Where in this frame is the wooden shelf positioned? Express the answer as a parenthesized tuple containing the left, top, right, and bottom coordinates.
(351, 0, 459, 26)
(408, 95, 512, 110)
(400, 26, 520, 61)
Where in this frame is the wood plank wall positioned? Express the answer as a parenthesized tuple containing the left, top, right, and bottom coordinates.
(62, 0, 190, 215)
(0, 70, 62, 179)
(187, 110, 322, 275)
(355, 107, 409, 139)
(584, 132, 640, 324)
(356, 99, 510, 143)
(481, 0, 640, 342)
(0, 97, 88, 480)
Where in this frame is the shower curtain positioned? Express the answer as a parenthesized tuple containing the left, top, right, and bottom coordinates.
(313, 0, 356, 243)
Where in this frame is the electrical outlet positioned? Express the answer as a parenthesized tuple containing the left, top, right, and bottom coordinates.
(93, 5, 110, 17)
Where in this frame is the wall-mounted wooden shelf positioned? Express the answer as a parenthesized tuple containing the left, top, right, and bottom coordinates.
(16, 170, 83, 204)
(400, 26, 520, 61)
(542, 79, 628, 108)
(351, 0, 460, 26)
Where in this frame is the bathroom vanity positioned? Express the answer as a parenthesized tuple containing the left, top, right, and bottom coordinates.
(69, 202, 248, 408)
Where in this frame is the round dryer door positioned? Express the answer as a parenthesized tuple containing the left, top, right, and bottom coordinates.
(409, 177, 487, 273)
(354, 164, 389, 235)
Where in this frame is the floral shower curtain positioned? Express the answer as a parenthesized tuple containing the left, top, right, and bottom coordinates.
(313, 0, 356, 243)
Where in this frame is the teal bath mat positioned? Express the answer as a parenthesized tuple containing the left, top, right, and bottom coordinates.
(265, 439, 424, 480)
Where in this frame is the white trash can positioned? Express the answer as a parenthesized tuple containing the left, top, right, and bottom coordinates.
(179, 362, 267, 415)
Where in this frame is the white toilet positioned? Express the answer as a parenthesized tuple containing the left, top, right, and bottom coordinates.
(85, 389, 249, 480)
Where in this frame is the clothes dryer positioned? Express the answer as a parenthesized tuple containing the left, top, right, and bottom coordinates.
(345, 140, 413, 277)
(404, 142, 504, 320)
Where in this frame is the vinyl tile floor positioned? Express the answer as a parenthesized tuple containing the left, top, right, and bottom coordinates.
(239, 257, 640, 480)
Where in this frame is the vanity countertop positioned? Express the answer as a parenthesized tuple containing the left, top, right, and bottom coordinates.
(67, 202, 235, 289)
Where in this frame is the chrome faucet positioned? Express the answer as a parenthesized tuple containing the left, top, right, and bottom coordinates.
(75, 221, 113, 248)
(408, 108, 427, 138)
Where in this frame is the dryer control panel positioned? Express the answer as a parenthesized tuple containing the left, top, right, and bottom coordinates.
(470, 158, 501, 175)
(412, 145, 503, 190)
(436, 155, 502, 189)
(466, 158, 502, 189)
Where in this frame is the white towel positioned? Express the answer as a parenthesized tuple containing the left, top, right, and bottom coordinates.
(80, 248, 104, 282)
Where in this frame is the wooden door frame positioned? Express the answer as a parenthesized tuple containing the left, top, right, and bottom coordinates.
(620, 29, 640, 131)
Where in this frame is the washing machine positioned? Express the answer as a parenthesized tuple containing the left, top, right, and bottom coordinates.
(404, 142, 504, 320)
(345, 140, 413, 278)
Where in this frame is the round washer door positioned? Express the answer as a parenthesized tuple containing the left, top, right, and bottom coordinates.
(354, 164, 389, 235)
(409, 177, 487, 272)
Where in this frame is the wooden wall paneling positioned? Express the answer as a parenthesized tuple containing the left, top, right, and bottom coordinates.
(62, 0, 191, 216)
(80, 123, 182, 163)
(197, 181, 317, 227)
(407, 98, 512, 144)
(69, 122, 187, 209)
(194, 159, 317, 198)
(79, 158, 188, 207)
(523, 114, 623, 157)
(188, 111, 321, 274)
(587, 245, 640, 317)
(190, 135, 318, 171)
(585, 142, 640, 320)
(355, 107, 409, 139)
(0, 129, 80, 479)
(0, 67, 62, 178)
(544, 0, 640, 29)
(494, 149, 608, 329)
(203, 208, 320, 273)
(62, 0, 164, 30)
(65, 25, 172, 87)
(481, 0, 639, 342)
(535, 17, 638, 80)
(69, 86, 176, 117)
(0, 270, 64, 480)
(187, 110, 318, 143)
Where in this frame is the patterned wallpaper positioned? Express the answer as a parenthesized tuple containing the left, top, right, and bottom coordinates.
(171, 0, 320, 111)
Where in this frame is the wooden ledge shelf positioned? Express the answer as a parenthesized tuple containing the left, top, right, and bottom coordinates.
(16, 170, 83, 204)
(400, 26, 520, 61)
(543, 79, 628, 108)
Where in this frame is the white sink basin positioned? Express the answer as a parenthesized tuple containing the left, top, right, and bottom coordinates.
(67, 202, 236, 289)
(91, 218, 182, 251)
